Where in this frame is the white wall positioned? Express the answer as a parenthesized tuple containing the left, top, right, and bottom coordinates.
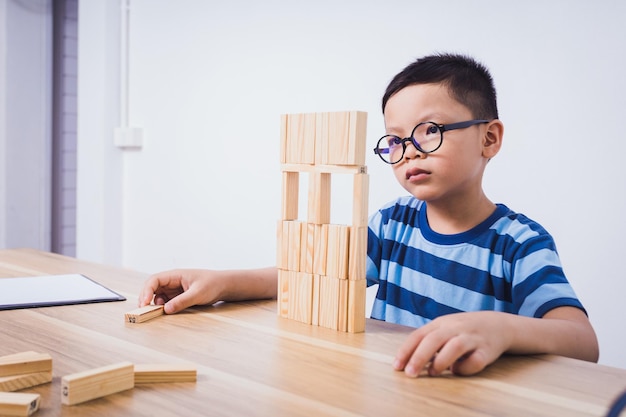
(0, 0, 52, 250)
(77, 0, 626, 369)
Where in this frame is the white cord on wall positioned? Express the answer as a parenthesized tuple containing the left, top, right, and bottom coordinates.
(114, 0, 142, 149)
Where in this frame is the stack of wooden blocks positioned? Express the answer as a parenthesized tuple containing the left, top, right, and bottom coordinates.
(277, 110, 369, 333)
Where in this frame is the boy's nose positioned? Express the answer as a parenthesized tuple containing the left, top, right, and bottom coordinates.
(403, 141, 424, 160)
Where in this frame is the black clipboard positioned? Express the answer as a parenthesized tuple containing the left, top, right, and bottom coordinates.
(0, 274, 126, 310)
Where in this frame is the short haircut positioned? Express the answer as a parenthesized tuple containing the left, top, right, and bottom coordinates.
(382, 53, 499, 120)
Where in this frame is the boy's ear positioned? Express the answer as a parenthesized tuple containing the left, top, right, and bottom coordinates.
(482, 120, 504, 159)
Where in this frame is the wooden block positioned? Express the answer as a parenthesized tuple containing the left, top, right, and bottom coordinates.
(134, 364, 197, 384)
(348, 226, 368, 281)
(280, 114, 288, 163)
(290, 272, 313, 324)
(338, 278, 349, 332)
(61, 362, 134, 406)
(326, 224, 350, 279)
(318, 275, 339, 330)
(277, 269, 289, 318)
(312, 274, 320, 326)
(276, 221, 286, 269)
(312, 224, 328, 275)
(352, 172, 369, 227)
(326, 112, 352, 165)
(348, 111, 367, 166)
(299, 222, 315, 273)
(307, 172, 331, 224)
(281, 171, 299, 220)
(0, 372, 52, 392)
(125, 304, 164, 324)
(347, 278, 366, 333)
(285, 113, 316, 164)
(0, 351, 52, 377)
(0, 392, 40, 416)
(315, 112, 329, 165)
(281, 163, 366, 175)
(287, 221, 302, 271)
(318, 111, 367, 166)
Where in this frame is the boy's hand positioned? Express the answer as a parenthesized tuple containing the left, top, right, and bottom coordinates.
(392, 311, 512, 377)
(139, 269, 225, 314)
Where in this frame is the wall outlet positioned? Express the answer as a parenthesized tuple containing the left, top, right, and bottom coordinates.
(114, 127, 143, 149)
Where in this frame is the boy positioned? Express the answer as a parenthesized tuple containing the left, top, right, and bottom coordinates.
(139, 53, 599, 377)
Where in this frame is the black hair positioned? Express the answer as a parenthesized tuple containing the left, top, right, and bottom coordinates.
(382, 53, 499, 120)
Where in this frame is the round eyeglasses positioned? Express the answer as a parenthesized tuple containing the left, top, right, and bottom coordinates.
(373, 119, 489, 164)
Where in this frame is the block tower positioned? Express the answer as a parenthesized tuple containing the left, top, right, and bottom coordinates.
(277, 111, 369, 333)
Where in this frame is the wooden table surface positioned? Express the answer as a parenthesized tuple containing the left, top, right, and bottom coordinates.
(0, 248, 624, 417)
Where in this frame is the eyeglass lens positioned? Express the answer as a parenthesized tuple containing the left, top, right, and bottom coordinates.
(375, 122, 442, 163)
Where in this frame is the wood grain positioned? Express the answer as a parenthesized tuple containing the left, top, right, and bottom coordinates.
(0, 248, 624, 417)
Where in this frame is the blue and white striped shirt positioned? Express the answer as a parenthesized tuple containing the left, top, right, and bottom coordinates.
(366, 196, 584, 328)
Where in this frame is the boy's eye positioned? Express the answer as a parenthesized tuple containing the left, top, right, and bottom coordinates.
(387, 136, 402, 146)
(426, 125, 439, 135)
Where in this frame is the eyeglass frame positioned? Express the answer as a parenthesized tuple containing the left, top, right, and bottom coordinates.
(373, 119, 490, 164)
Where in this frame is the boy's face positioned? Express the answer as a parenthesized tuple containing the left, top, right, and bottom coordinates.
(383, 83, 492, 205)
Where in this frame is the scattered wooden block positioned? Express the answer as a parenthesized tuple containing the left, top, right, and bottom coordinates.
(61, 362, 134, 406)
(0, 392, 40, 416)
(0, 371, 52, 392)
(124, 304, 164, 324)
(0, 351, 52, 377)
(134, 364, 197, 384)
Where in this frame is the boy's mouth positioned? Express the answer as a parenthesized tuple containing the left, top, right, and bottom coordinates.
(405, 167, 430, 180)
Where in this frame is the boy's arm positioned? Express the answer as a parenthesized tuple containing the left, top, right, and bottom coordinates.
(393, 307, 599, 378)
(139, 267, 278, 314)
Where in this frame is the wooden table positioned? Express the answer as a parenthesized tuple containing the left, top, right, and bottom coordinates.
(0, 248, 624, 416)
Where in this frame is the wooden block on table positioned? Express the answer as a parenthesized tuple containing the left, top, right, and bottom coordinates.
(124, 304, 164, 324)
(276, 221, 286, 269)
(134, 364, 197, 384)
(307, 172, 331, 224)
(318, 275, 340, 330)
(338, 278, 349, 332)
(352, 172, 369, 227)
(61, 362, 134, 406)
(0, 351, 52, 377)
(288, 272, 313, 324)
(277, 269, 289, 318)
(0, 371, 52, 392)
(0, 392, 40, 416)
(348, 226, 368, 281)
(281, 171, 299, 220)
(312, 274, 320, 326)
(347, 278, 366, 333)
